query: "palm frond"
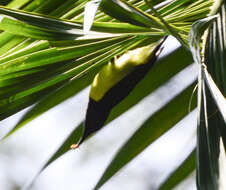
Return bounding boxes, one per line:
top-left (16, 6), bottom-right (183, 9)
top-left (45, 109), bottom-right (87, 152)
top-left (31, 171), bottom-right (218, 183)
top-left (158, 149), bottom-right (196, 190)
top-left (0, 1), bottom-right (222, 190)
top-left (189, 2), bottom-right (226, 189)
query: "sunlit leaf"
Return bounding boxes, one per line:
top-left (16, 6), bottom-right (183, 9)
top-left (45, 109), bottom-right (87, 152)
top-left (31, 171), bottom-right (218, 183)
top-left (20, 47), bottom-right (193, 189)
top-left (0, 1), bottom-right (221, 190)
top-left (99, 0), bottom-right (162, 28)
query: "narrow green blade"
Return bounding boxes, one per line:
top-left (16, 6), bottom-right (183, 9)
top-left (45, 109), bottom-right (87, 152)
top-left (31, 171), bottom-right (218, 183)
top-left (159, 149), bottom-right (196, 190)
top-left (196, 70), bottom-right (220, 190)
top-left (204, 2), bottom-right (226, 149)
top-left (99, 0), bottom-right (162, 28)
top-left (203, 68), bottom-right (226, 123)
top-left (20, 47), bottom-right (193, 189)
top-left (0, 15), bottom-right (82, 40)
top-left (94, 83), bottom-right (197, 190)
top-left (189, 4), bottom-right (226, 189)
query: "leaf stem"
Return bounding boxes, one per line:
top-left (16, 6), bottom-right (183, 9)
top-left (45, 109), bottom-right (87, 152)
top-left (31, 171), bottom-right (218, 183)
top-left (144, 0), bottom-right (188, 49)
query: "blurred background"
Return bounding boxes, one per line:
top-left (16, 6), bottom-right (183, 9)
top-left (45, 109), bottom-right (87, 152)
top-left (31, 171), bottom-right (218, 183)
top-left (0, 37), bottom-right (197, 190)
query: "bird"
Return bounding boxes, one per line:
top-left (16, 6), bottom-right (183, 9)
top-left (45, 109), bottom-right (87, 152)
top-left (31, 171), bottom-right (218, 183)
top-left (72, 36), bottom-right (167, 148)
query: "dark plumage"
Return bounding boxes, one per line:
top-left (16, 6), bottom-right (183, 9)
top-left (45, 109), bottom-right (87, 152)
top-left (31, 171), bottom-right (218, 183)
top-left (77, 37), bottom-right (167, 146)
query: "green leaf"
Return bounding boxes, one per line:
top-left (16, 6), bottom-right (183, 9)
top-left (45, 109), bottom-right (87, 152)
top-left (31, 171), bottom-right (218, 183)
top-left (196, 76), bottom-right (226, 189)
top-left (0, 6), bottom-right (157, 40)
top-left (6, 0), bottom-right (32, 9)
top-left (9, 44), bottom-right (190, 132)
top-left (189, 4), bottom-right (226, 189)
top-left (1, 35), bottom-right (151, 126)
top-left (49, 0), bottom-right (86, 18)
top-left (144, 0), bottom-right (188, 49)
top-left (203, 67), bottom-right (226, 123)
top-left (0, 15), bottom-right (82, 40)
top-left (204, 2), bottom-right (226, 149)
top-left (31, 0), bottom-right (68, 15)
top-left (163, 0), bottom-right (213, 23)
top-left (0, 82), bottom-right (64, 121)
top-left (99, 0), bottom-right (162, 28)
top-left (159, 149), bottom-right (196, 190)
top-left (0, 40), bottom-right (50, 64)
top-left (90, 21), bottom-right (159, 33)
top-left (0, 35), bottom-right (26, 56)
top-left (196, 71), bottom-right (220, 190)
top-left (19, 47), bottom-right (193, 189)
top-left (5, 68), bottom-right (99, 136)
top-left (0, 6), bottom-right (165, 40)
top-left (189, 15), bottom-right (217, 65)
top-left (0, 6), bottom-right (104, 40)
top-left (0, 0), bottom-right (79, 56)
top-left (1, 35), bottom-right (162, 121)
top-left (0, 36), bottom-right (131, 75)
top-left (94, 83), bottom-right (197, 190)
top-left (158, 0), bottom-right (192, 17)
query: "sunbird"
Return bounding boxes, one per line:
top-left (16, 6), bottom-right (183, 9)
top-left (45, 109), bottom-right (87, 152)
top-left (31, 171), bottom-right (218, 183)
top-left (73, 37), bottom-right (167, 148)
